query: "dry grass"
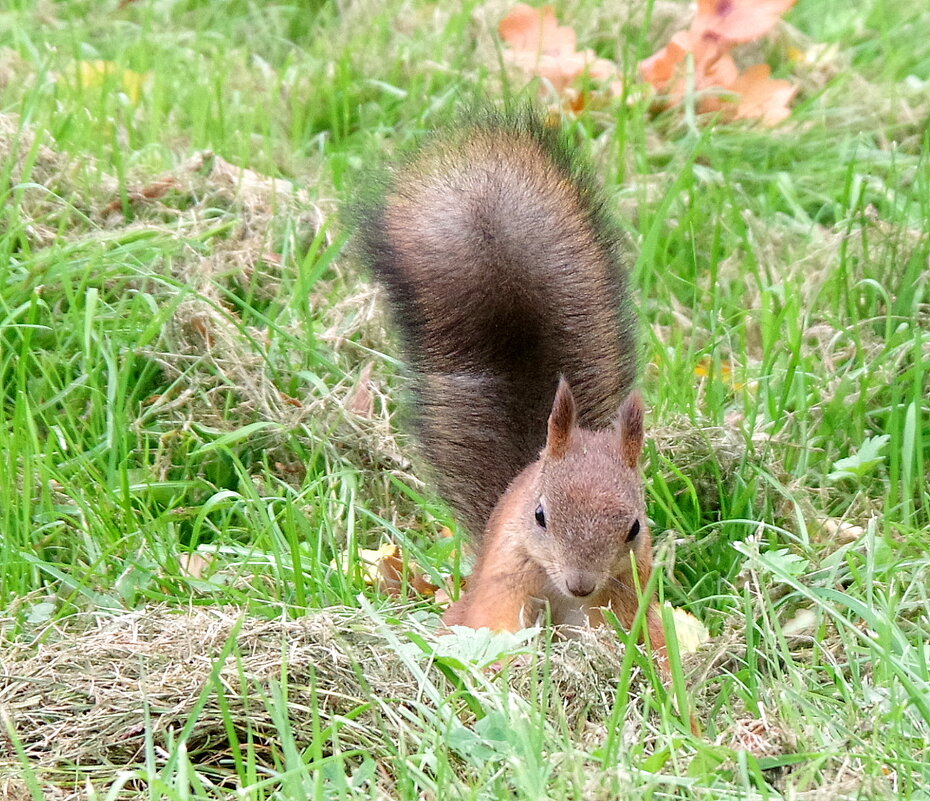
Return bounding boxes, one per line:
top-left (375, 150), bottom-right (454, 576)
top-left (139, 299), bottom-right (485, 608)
top-left (2, 0), bottom-right (929, 797)
top-left (0, 606), bottom-right (667, 798)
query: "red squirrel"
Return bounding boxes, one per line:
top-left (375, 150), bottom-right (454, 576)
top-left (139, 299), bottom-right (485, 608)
top-left (355, 111), bottom-right (665, 660)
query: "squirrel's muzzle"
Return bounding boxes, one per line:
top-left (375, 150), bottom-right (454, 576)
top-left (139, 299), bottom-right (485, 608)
top-left (563, 570), bottom-right (597, 598)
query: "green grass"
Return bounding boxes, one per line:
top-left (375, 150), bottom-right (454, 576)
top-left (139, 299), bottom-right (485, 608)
top-left (1, 0), bottom-right (929, 798)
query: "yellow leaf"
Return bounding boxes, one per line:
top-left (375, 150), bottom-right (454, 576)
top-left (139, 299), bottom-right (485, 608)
top-left (670, 606), bottom-right (710, 654)
top-left (73, 60), bottom-right (149, 104)
top-left (694, 356), bottom-right (745, 389)
top-left (330, 542), bottom-right (440, 598)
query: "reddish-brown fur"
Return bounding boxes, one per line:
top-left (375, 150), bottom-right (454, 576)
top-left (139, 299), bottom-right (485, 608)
top-left (443, 382), bottom-right (666, 665)
top-left (355, 112), bottom-right (663, 665)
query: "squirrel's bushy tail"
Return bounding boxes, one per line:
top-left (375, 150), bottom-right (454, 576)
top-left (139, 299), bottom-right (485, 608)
top-left (355, 111), bottom-right (637, 539)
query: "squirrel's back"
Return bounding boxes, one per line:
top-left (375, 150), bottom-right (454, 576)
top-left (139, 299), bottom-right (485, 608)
top-left (356, 113), bottom-right (637, 538)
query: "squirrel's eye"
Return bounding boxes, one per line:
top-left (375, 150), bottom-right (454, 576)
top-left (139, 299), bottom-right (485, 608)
top-left (534, 504), bottom-right (547, 528)
top-left (626, 519), bottom-right (640, 542)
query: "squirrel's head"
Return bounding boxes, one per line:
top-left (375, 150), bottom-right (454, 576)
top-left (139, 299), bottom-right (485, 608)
top-left (525, 378), bottom-right (650, 601)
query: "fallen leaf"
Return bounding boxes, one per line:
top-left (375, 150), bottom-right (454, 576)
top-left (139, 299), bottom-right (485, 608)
top-left (104, 177), bottom-right (180, 214)
top-left (278, 391), bottom-right (304, 408)
top-left (186, 314), bottom-right (215, 346)
top-left (819, 517), bottom-right (866, 543)
top-left (694, 357), bottom-right (745, 389)
top-left (183, 151), bottom-right (303, 204)
top-left (499, 3), bottom-right (621, 101)
top-left (639, 30), bottom-right (693, 95)
top-left (700, 47), bottom-right (739, 91)
top-left (71, 60), bottom-right (149, 103)
top-left (694, 0), bottom-right (797, 44)
top-left (670, 606), bottom-right (711, 654)
top-left (729, 63), bottom-right (798, 125)
top-left (330, 542), bottom-right (439, 598)
top-left (640, 30), bottom-right (738, 111)
top-left (639, 0), bottom-right (799, 125)
top-left (178, 552), bottom-right (213, 580)
top-left (727, 713), bottom-right (792, 759)
top-left (782, 607), bottom-right (817, 636)
top-left (499, 3), bottom-right (575, 57)
top-left (345, 362), bottom-right (375, 418)
top-left (409, 570), bottom-right (441, 597)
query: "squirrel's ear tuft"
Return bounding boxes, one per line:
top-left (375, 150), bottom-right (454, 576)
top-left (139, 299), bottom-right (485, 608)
top-left (546, 377), bottom-right (576, 460)
top-left (616, 390), bottom-right (645, 469)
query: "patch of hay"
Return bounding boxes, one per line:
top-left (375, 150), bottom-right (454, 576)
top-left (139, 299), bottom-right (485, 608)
top-left (0, 111), bottom-right (117, 247)
top-left (0, 605), bottom-right (656, 795)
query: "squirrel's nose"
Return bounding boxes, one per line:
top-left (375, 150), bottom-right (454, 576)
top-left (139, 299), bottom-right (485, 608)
top-left (564, 571), bottom-right (596, 598)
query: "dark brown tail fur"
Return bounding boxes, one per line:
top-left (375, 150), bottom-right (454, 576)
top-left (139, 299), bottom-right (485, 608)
top-left (354, 111), bottom-right (637, 539)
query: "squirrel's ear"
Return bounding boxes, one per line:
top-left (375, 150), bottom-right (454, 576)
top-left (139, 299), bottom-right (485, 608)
top-left (616, 390), bottom-right (644, 469)
top-left (546, 378), bottom-right (576, 460)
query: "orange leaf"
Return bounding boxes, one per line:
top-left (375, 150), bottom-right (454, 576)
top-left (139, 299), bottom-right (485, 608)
top-left (375, 547), bottom-right (406, 597)
top-left (499, 3), bottom-right (621, 101)
top-left (639, 30), bottom-right (692, 93)
top-left (699, 47), bottom-right (739, 90)
top-left (640, 30), bottom-right (736, 96)
top-left (694, 0), bottom-right (797, 44)
top-left (499, 4), bottom-right (575, 57)
top-left (639, 0), bottom-right (798, 124)
top-left (730, 63), bottom-right (798, 125)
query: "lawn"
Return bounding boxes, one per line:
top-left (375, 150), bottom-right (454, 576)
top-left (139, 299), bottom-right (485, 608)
top-left (0, 0), bottom-right (928, 798)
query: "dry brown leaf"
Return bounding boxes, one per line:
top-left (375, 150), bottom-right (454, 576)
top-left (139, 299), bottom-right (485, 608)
top-left (726, 713), bottom-right (793, 759)
top-left (408, 570), bottom-right (441, 598)
top-left (104, 177), bottom-right (180, 214)
top-left (373, 546), bottom-right (405, 596)
top-left (345, 361), bottom-right (375, 418)
top-left (279, 391), bottom-right (304, 408)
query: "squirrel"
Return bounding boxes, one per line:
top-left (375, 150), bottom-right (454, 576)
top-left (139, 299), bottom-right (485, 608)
top-left (354, 110), bottom-right (665, 662)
